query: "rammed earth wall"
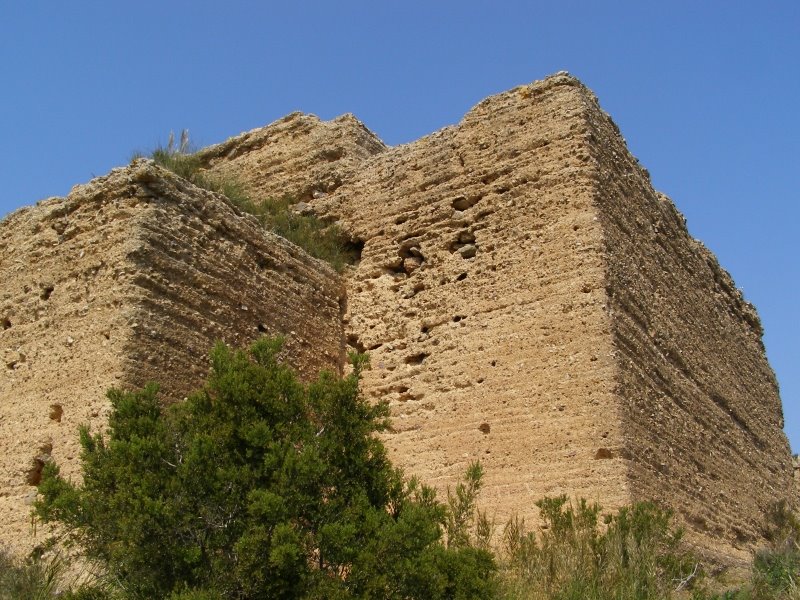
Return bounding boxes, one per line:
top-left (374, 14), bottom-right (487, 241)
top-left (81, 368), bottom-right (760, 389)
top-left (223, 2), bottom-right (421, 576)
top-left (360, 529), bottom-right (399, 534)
top-left (0, 73), bottom-right (794, 565)
top-left (205, 73), bottom-right (795, 563)
top-left (0, 162), bottom-right (343, 554)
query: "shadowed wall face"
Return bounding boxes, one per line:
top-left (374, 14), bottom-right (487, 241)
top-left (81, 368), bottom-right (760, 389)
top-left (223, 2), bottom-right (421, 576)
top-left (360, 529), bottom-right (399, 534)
top-left (0, 162), bottom-right (344, 555)
top-left (584, 97), bottom-right (794, 561)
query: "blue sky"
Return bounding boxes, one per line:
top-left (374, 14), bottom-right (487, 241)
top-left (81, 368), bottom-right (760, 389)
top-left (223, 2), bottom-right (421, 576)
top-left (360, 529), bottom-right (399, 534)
top-left (1, 2), bottom-right (798, 452)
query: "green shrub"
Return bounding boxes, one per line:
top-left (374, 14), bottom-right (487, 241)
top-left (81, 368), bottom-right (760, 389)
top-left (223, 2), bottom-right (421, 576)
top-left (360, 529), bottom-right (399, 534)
top-left (36, 338), bottom-right (497, 599)
top-left (142, 132), bottom-right (357, 272)
top-left (749, 500), bottom-right (800, 599)
top-left (499, 496), bottom-right (700, 600)
top-left (0, 549), bottom-right (61, 599)
top-left (0, 549), bottom-right (108, 600)
top-left (751, 548), bottom-right (800, 598)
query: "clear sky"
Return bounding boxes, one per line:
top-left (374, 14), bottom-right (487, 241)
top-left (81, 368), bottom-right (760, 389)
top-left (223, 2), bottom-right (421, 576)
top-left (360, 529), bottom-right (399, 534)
top-left (1, 2), bottom-right (798, 452)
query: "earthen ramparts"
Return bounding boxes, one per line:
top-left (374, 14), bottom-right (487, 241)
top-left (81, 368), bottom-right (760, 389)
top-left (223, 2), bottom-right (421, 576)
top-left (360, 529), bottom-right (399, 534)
top-left (0, 162), bottom-right (343, 554)
top-left (0, 73), bottom-right (794, 564)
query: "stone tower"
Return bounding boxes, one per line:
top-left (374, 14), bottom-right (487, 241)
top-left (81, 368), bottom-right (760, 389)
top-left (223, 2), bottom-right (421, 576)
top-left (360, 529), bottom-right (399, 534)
top-left (202, 73), bottom-right (795, 562)
top-left (0, 73), bottom-right (794, 564)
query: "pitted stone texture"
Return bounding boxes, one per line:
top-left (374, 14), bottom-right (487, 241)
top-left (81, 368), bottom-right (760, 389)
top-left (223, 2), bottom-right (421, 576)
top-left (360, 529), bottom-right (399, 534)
top-left (209, 73), bottom-right (795, 563)
top-left (0, 161), bottom-right (344, 554)
top-left (582, 97), bottom-right (794, 562)
top-left (199, 112), bottom-right (386, 203)
top-left (1, 73), bottom-right (794, 567)
top-left (315, 74), bottom-right (630, 530)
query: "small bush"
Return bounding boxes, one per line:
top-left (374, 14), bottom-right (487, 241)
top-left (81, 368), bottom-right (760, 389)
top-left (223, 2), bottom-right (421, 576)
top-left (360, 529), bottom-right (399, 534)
top-left (143, 131), bottom-right (357, 272)
top-left (499, 497), bottom-right (700, 600)
top-left (0, 549), bottom-right (107, 600)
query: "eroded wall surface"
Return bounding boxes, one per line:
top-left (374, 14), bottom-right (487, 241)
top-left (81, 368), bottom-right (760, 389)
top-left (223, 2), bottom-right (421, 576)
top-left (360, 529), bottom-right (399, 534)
top-left (312, 75), bottom-right (634, 522)
top-left (121, 162), bottom-right (345, 401)
top-left (209, 73), bottom-right (795, 561)
top-left (0, 179), bottom-right (142, 553)
top-left (199, 112), bottom-right (387, 202)
top-left (581, 88), bottom-right (794, 561)
top-left (0, 161), bottom-right (344, 554)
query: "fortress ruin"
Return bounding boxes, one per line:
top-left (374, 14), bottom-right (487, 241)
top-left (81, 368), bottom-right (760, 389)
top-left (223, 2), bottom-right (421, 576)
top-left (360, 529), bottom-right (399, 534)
top-left (0, 73), bottom-right (794, 565)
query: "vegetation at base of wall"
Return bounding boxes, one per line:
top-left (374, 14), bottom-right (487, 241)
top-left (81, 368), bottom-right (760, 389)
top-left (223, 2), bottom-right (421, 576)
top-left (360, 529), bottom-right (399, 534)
top-left (23, 327), bottom-right (800, 598)
top-left (693, 501), bottom-right (800, 599)
top-left (0, 549), bottom-right (61, 599)
top-left (135, 131), bottom-right (358, 272)
top-left (35, 338), bottom-right (497, 599)
top-left (0, 548), bottom-right (108, 599)
top-left (497, 496), bottom-right (701, 600)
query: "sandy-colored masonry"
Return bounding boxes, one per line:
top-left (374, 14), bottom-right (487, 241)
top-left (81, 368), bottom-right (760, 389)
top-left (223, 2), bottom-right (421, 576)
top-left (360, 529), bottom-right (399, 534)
top-left (203, 73), bottom-right (795, 563)
top-left (0, 161), bottom-right (343, 554)
top-left (0, 73), bottom-right (794, 565)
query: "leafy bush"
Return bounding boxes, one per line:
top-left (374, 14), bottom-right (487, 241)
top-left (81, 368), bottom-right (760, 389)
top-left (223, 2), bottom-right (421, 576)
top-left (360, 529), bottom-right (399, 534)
top-left (144, 132), bottom-right (357, 272)
top-left (232, 194), bottom-right (360, 272)
top-left (499, 496), bottom-right (700, 600)
top-left (0, 549), bottom-right (61, 599)
top-left (36, 338), bottom-right (497, 599)
top-left (0, 549), bottom-right (108, 600)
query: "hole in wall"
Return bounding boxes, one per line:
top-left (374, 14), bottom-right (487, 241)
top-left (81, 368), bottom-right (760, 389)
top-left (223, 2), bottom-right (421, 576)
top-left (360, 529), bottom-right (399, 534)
top-left (26, 459), bottom-right (46, 486)
top-left (2, 317), bottom-right (10, 330)
top-left (404, 352), bottom-right (428, 365)
top-left (342, 238), bottom-right (365, 265)
top-left (40, 286), bottom-right (54, 301)
top-left (26, 441), bottom-right (53, 486)
top-left (451, 195), bottom-right (481, 211)
top-left (257, 323), bottom-right (269, 333)
top-left (452, 315), bottom-right (466, 323)
top-left (255, 254), bottom-right (275, 270)
top-left (318, 147), bottom-right (345, 162)
top-left (455, 272), bottom-right (468, 282)
top-left (347, 333), bottom-right (366, 354)
top-left (387, 243), bottom-right (424, 276)
top-left (689, 515), bottom-right (709, 532)
top-left (49, 404), bottom-right (63, 422)
top-left (478, 423), bottom-right (491, 434)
